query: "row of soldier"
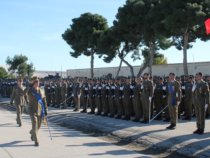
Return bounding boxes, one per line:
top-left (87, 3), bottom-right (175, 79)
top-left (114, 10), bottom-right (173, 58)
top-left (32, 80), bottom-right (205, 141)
top-left (1, 72), bottom-right (209, 134)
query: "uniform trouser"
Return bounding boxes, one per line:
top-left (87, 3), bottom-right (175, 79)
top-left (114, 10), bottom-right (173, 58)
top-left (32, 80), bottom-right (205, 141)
top-left (154, 100), bottom-right (164, 119)
top-left (184, 100), bottom-right (192, 118)
top-left (29, 114), bottom-right (42, 144)
top-left (123, 96), bottom-right (131, 117)
top-left (102, 96), bottom-right (109, 113)
top-left (81, 96), bottom-right (87, 110)
top-left (168, 104), bottom-right (178, 125)
top-left (109, 96), bottom-right (116, 115)
top-left (164, 97), bottom-right (170, 119)
top-left (115, 97), bottom-right (124, 115)
top-left (47, 94), bottom-right (51, 105)
top-left (133, 98), bottom-right (142, 119)
top-left (195, 98), bottom-right (205, 129)
top-left (207, 104), bottom-right (210, 115)
top-left (141, 93), bottom-right (150, 119)
top-left (61, 94), bottom-right (66, 108)
top-left (56, 95), bottom-right (61, 106)
top-left (16, 105), bottom-right (24, 124)
top-left (96, 97), bottom-right (102, 113)
top-left (51, 94), bottom-right (56, 105)
top-left (89, 97), bottom-right (95, 112)
top-left (74, 97), bottom-right (80, 109)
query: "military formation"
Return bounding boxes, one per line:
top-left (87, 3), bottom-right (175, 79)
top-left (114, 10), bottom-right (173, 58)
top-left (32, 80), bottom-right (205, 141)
top-left (0, 72), bottom-right (210, 144)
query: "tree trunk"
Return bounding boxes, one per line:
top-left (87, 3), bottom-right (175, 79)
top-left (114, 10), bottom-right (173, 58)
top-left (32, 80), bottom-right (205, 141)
top-left (90, 48), bottom-right (94, 78)
top-left (119, 55), bottom-right (134, 77)
top-left (137, 58), bottom-right (150, 77)
top-left (183, 29), bottom-right (189, 75)
top-left (115, 59), bottom-right (123, 79)
top-left (148, 42), bottom-right (155, 76)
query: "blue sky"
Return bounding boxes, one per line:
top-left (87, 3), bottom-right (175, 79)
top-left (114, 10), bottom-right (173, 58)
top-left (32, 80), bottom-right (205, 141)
top-left (0, 0), bottom-right (209, 72)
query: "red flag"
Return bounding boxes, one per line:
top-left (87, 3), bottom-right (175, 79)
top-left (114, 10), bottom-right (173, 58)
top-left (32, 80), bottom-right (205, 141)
top-left (205, 19), bottom-right (210, 35)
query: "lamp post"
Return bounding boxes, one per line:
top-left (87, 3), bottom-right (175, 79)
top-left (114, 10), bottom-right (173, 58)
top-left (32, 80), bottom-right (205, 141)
top-left (176, 67), bottom-right (179, 76)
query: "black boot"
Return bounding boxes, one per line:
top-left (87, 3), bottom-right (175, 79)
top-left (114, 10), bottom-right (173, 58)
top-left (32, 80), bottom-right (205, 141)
top-left (206, 114), bottom-right (209, 119)
top-left (198, 129), bottom-right (204, 135)
top-left (101, 113), bottom-right (108, 117)
top-left (88, 111), bottom-right (95, 114)
top-left (166, 124), bottom-right (173, 129)
top-left (95, 112), bottom-right (101, 115)
top-left (125, 116), bottom-right (130, 121)
top-left (122, 116), bottom-right (128, 120)
top-left (115, 115), bottom-right (121, 119)
top-left (193, 128), bottom-right (200, 134)
top-left (73, 108), bottom-right (79, 112)
top-left (144, 118), bottom-right (149, 124)
top-left (109, 114), bottom-right (114, 118)
top-left (80, 110), bottom-right (87, 113)
top-left (163, 118), bottom-right (170, 122)
top-left (140, 118), bottom-right (146, 123)
top-left (132, 118), bottom-right (139, 122)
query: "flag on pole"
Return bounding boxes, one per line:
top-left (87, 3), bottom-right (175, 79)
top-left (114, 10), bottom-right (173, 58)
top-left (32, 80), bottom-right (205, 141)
top-left (205, 19), bottom-right (210, 35)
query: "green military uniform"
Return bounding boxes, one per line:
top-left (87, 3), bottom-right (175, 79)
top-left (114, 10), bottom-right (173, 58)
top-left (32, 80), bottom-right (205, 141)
top-left (108, 82), bottom-right (117, 117)
top-left (114, 83), bottom-right (124, 119)
top-left (50, 83), bottom-right (56, 107)
top-left (96, 83), bottom-right (102, 115)
top-left (132, 82), bottom-right (142, 121)
top-left (167, 80), bottom-right (181, 129)
top-left (44, 83), bottom-right (51, 106)
top-left (101, 82), bottom-right (109, 116)
top-left (193, 79), bottom-right (209, 134)
top-left (141, 79), bottom-right (153, 123)
top-left (23, 76), bottom-right (48, 146)
top-left (80, 81), bottom-right (89, 112)
top-left (122, 82), bottom-right (132, 120)
top-left (88, 81), bottom-right (96, 114)
top-left (55, 82), bottom-right (62, 108)
top-left (183, 81), bottom-right (193, 120)
top-left (73, 80), bottom-right (80, 111)
top-left (154, 83), bottom-right (164, 120)
top-left (61, 81), bottom-right (67, 109)
top-left (10, 80), bottom-right (28, 126)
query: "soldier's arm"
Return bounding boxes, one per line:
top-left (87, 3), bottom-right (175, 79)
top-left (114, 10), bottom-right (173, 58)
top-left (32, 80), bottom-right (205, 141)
top-left (176, 82), bottom-right (181, 102)
top-left (149, 82), bottom-right (153, 97)
top-left (22, 87), bottom-right (30, 95)
top-left (42, 90), bottom-right (48, 113)
top-left (204, 83), bottom-right (209, 105)
top-left (10, 87), bottom-right (16, 104)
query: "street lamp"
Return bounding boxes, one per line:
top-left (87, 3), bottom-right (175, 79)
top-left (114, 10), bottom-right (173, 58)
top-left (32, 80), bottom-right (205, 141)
top-left (176, 67), bottom-right (179, 76)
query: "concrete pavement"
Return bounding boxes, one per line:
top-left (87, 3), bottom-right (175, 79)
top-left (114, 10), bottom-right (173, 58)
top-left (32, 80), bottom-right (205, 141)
top-left (0, 98), bottom-right (151, 158)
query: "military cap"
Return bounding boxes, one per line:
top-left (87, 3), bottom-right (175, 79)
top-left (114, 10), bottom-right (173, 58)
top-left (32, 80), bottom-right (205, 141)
top-left (31, 76), bottom-right (39, 82)
top-left (188, 76), bottom-right (193, 79)
top-left (159, 77), bottom-right (163, 80)
top-left (185, 75), bottom-right (188, 78)
top-left (109, 78), bottom-right (113, 80)
top-left (166, 76), bottom-right (169, 78)
top-left (127, 77), bottom-right (131, 79)
top-left (169, 72), bottom-right (175, 76)
top-left (17, 76), bottom-right (23, 81)
top-left (196, 72), bottom-right (203, 76)
top-left (144, 73), bottom-right (149, 75)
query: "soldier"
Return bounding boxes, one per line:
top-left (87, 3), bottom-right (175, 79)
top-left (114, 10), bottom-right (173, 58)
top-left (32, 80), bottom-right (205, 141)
top-left (10, 77), bottom-right (28, 126)
top-left (50, 81), bottom-right (57, 107)
top-left (22, 76), bottom-right (48, 146)
top-left (114, 78), bottom-right (124, 119)
top-left (101, 79), bottom-right (110, 116)
top-left (55, 80), bottom-right (62, 108)
top-left (108, 78), bottom-right (117, 118)
top-left (67, 79), bottom-right (73, 107)
top-left (154, 77), bottom-right (164, 120)
top-left (60, 79), bottom-right (67, 109)
top-left (88, 79), bottom-right (96, 114)
top-left (95, 79), bottom-right (103, 115)
top-left (206, 76), bottom-right (210, 118)
top-left (182, 76), bottom-right (193, 120)
top-left (45, 81), bottom-right (51, 106)
top-left (192, 72), bottom-right (209, 135)
top-left (140, 73), bottom-right (153, 124)
top-left (80, 77), bottom-right (89, 113)
top-left (72, 77), bottom-right (81, 111)
top-left (122, 77), bottom-right (132, 121)
top-left (163, 76), bottom-right (170, 122)
top-left (132, 76), bottom-right (143, 122)
top-left (166, 72), bottom-right (181, 130)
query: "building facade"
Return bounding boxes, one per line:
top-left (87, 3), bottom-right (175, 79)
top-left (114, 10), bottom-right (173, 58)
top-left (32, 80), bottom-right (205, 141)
top-left (66, 61), bottom-right (210, 78)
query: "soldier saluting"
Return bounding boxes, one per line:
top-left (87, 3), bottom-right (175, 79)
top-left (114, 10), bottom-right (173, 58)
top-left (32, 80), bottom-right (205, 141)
top-left (23, 76), bottom-right (48, 146)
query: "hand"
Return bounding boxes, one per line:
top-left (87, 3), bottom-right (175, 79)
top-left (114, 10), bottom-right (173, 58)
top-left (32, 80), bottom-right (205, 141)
top-left (122, 95), bottom-right (124, 98)
top-left (163, 95), bottom-right (166, 98)
top-left (205, 104), bottom-right (208, 111)
top-left (177, 101), bottom-right (180, 105)
top-left (72, 94), bottom-right (74, 97)
top-left (65, 94), bottom-right (67, 97)
top-left (132, 95), bottom-right (134, 98)
top-left (162, 86), bottom-right (166, 90)
top-left (26, 101), bottom-right (29, 105)
top-left (141, 85), bottom-right (144, 89)
top-left (149, 97), bottom-right (151, 102)
top-left (45, 111), bottom-right (48, 116)
top-left (182, 86), bottom-right (185, 90)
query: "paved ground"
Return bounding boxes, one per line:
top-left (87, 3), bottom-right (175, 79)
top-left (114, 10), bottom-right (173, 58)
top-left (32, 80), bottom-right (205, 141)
top-left (0, 98), bottom-right (151, 158)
